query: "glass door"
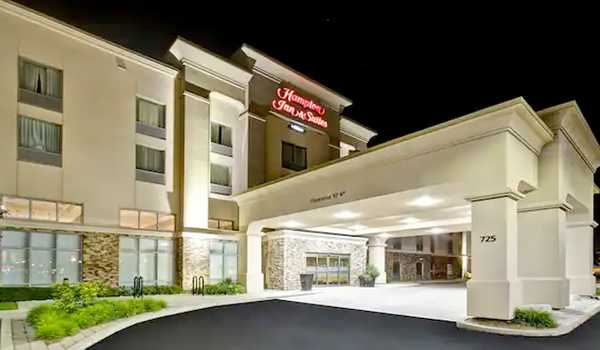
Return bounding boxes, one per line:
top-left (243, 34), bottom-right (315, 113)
top-left (306, 254), bottom-right (350, 287)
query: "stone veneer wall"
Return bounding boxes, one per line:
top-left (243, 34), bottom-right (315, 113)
top-left (385, 251), bottom-right (432, 282)
top-left (264, 231), bottom-right (367, 290)
top-left (82, 233), bottom-right (119, 288)
top-left (176, 236), bottom-right (209, 290)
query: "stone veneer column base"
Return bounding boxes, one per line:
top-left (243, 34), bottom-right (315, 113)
top-left (82, 232), bottom-right (119, 288)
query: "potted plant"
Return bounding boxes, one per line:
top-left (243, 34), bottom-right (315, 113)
top-left (359, 264), bottom-right (380, 287)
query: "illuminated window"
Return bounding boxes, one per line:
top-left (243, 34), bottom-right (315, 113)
top-left (120, 210), bottom-right (139, 229)
top-left (2, 197), bottom-right (30, 219)
top-left (58, 203), bottom-right (83, 224)
top-left (18, 58), bottom-right (63, 112)
top-left (120, 209), bottom-right (175, 232)
top-left (208, 218), bottom-right (236, 231)
top-left (118, 237), bottom-right (174, 286)
top-left (282, 141), bottom-right (306, 171)
top-left (137, 98), bottom-right (165, 129)
top-left (31, 200), bottom-right (57, 221)
top-left (158, 214), bottom-right (175, 231)
top-left (1, 196), bottom-right (82, 224)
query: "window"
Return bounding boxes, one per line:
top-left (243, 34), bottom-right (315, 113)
top-left (282, 142), bottom-right (307, 171)
top-left (416, 236), bottom-right (423, 252)
top-left (393, 238), bottom-right (402, 250)
top-left (18, 58), bottom-right (62, 112)
top-left (0, 230), bottom-right (81, 286)
top-left (136, 145), bottom-right (165, 184)
top-left (431, 236), bottom-right (435, 253)
top-left (119, 210), bottom-right (175, 232)
top-left (305, 254), bottom-right (350, 286)
top-left (1, 196), bottom-right (82, 224)
top-left (210, 163), bottom-right (231, 195)
top-left (211, 123), bottom-right (232, 147)
top-left (18, 116), bottom-right (62, 167)
top-left (209, 240), bottom-right (238, 283)
top-left (208, 218), bottom-right (235, 231)
top-left (447, 239), bottom-right (453, 255)
top-left (119, 237), bottom-right (174, 286)
top-left (136, 98), bottom-right (166, 139)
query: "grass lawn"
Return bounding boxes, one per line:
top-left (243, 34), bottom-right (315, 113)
top-left (0, 301), bottom-right (18, 310)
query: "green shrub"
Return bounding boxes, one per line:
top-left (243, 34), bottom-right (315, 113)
top-left (53, 282), bottom-right (101, 312)
top-left (0, 287), bottom-right (53, 302)
top-left (99, 285), bottom-right (183, 297)
top-left (514, 308), bottom-right (557, 328)
top-left (204, 279), bottom-right (245, 295)
top-left (365, 264), bottom-right (380, 280)
top-left (596, 288), bottom-right (599, 296)
top-left (0, 301), bottom-right (18, 310)
top-left (28, 298), bottom-right (167, 341)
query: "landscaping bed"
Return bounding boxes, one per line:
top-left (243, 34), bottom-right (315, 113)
top-left (0, 301), bottom-right (18, 310)
top-left (469, 308), bottom-right (557, 330)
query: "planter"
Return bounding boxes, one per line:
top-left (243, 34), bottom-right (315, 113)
top-left (359, 275), bottom-right (375, 287)
top-left (300, 274), bottom-right (314, 291)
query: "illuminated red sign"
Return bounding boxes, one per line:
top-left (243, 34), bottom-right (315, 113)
top-left (271, 87), bottom-right (328, 128)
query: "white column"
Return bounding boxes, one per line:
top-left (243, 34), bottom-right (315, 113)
top-left (368, 236), bottom-right (387, 284)
top-left (518, 205), bottom-right (570, 308)
top-left (467, 195), bottom-right (521, 320)
top-left (566, 221), bottom-right (597, 296)
top-left (241, 223), bottom-right (264, 294)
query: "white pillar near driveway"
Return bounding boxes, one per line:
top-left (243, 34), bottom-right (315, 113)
top-left (566, 220), bottom-right (597, 296)
top-left (241, 223), bottom-right (265, 294)
top-left (518, 205), bottom-right (570, 309)
top-left (467, 194), bottom-right (522, 320)
top-left (368, 236), bottom-right (387, 284)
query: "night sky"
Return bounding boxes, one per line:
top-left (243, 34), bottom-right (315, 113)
top-left (11, 1), bottom-right (600, 258)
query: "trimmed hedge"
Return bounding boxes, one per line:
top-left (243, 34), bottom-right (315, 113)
top-left (204, 279), bottom-right (245, 295)
top-left (0, 287), bottom-right (54, 302)
top-left (100, 285), bottom-right (184, 297)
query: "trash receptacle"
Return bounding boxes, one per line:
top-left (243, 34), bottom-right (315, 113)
top-left (300, 273), bottom-right (314, 291)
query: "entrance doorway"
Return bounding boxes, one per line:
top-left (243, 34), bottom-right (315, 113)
top-left (416, 262), bottom-right (423, 280)
top-left (306, 254), bottom-right (350, 286)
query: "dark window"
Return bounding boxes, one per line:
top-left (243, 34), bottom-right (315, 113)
top-left (431, 236), bottom-right (435, 253)
top-left (136, 145), bottom-right (165, 174)
top-left (447, 239), bottom-right (453, 255)
top-left (282, 141), bottom-right (307, 171)
top-left (416, 236), bottom-right (423, 252)
top-left (211, 123), bottom-right (232, 147)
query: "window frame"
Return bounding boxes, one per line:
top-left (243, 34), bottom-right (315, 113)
top-left (17, 115), bottom-right (63, 167)
top-left (118, 236), bottom-right (175, 286)
top-left (208, 239), bottom-right (239, 284)
top-left (1, 195), bottom-right (83, 225)
top-left (209, 163), bottom-right (232, 195)
top-left (119, 209), bottom-right (175, 232)
top-left (282, 141), bottom-right (307, 171)
top-left (208, 218), bottom-right (236, 231)
top-left (416, 236), bottom-right (424, 252)
top-left (135, 145), bottom-right (166, 185)
top-left (136, 97), bottom-right (167, 140)
top-left (0, 230), bottom-right (82, 287)
top-left (18, 57), bottom-right (63, 112)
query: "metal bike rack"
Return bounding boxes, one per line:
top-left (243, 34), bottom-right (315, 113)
top-left (191, 275), bottom-right (204, 296)
top-left (133, 276), bottom-right (144, 298)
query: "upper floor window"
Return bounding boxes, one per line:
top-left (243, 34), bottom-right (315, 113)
top-left (18, 58), bottom-right (62, 112)
top-left (210, 163), bottom-right (231, 195)
top-left (1, 195), bottom-right (83, 224)
top-left (416, 236), bottom-right (423, 252)
top-left (18, 116), bottom-right (62, 167)
top-left (282, 141), bottom-right (307, 171)
top-left (211, 123), bottom-right (232, 147)
top-left (119, 209), bottom-right (175, 232)
top-left (447, 239), bottom-right (453, 255)
top-left (136, 145), bottom-right (165, 185)
top-left (136, 98), bottom-right (166, 139)
top-left (431, 236), bottom-right (435, 253)
top-left (208, 218), bottom-right (235, 231)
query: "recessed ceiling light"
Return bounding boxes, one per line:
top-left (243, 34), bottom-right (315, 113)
top-left (348, 224), bottom-right (368, 231)
top-left (400, 217), bottom-right (420, 224)
top-left (379, 233), bottom-right (391, 238)
top-left (408, 196), bottom-right (442, 207)
top-left (333, 211), bottom-right (361, 219)
top-left (429, 227), bottom-right (445, 234)
top-left (282, 220), bottom-right (303, 228)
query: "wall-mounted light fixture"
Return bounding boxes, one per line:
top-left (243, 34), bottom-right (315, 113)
top-left (289, 123), bottom-right (305, 133)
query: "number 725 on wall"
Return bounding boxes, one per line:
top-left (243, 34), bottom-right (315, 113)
top-left (480, 234), bottom-right (496, 243)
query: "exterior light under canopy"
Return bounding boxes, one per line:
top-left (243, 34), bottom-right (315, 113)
top-left (400, 217), bottom-right (420, 224)
top-left (408, 196), bottom-right (442, 207)
top-left (289, 123), bottom-right (305, 133)
top-left (333, 210), bottom-right (361, 219)
top-left (429, 227), bottom-right (445, 234)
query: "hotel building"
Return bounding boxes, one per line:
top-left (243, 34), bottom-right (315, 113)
top-left (1, 0), bottom-right (598, 321)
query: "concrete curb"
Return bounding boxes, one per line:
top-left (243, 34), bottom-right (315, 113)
top-left (456, 301), bottom-right (600, 337)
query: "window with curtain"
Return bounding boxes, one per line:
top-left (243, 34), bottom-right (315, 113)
top-left (282, 141), bottom-right (307, 171)
top-left (18, 116), bottom-right (62, 154)
top-left (136, 145), bottom-right (165, 174)
top-left (0, 231), bottom-right (81, 286)
top-left (210, 163), bottom-right (230, 187)
top-left (137, 98), bottom-right (166, 129)
top-left (118, 237), bottom-right (174, 286)
top-left (19, 59), bottom-right (62, 98)
top-left (210, 122), bottom-right (232, 147)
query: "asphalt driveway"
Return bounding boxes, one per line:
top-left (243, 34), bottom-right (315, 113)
top-left (90, 299), bottom-right (600, 350)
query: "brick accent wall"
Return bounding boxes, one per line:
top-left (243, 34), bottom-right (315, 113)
top-left (385, 251), bottom-right (432, 282)
top-left (176, 236), bottom-right (209, 290)
top-left (82, 232), bottom-right (119, 288)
